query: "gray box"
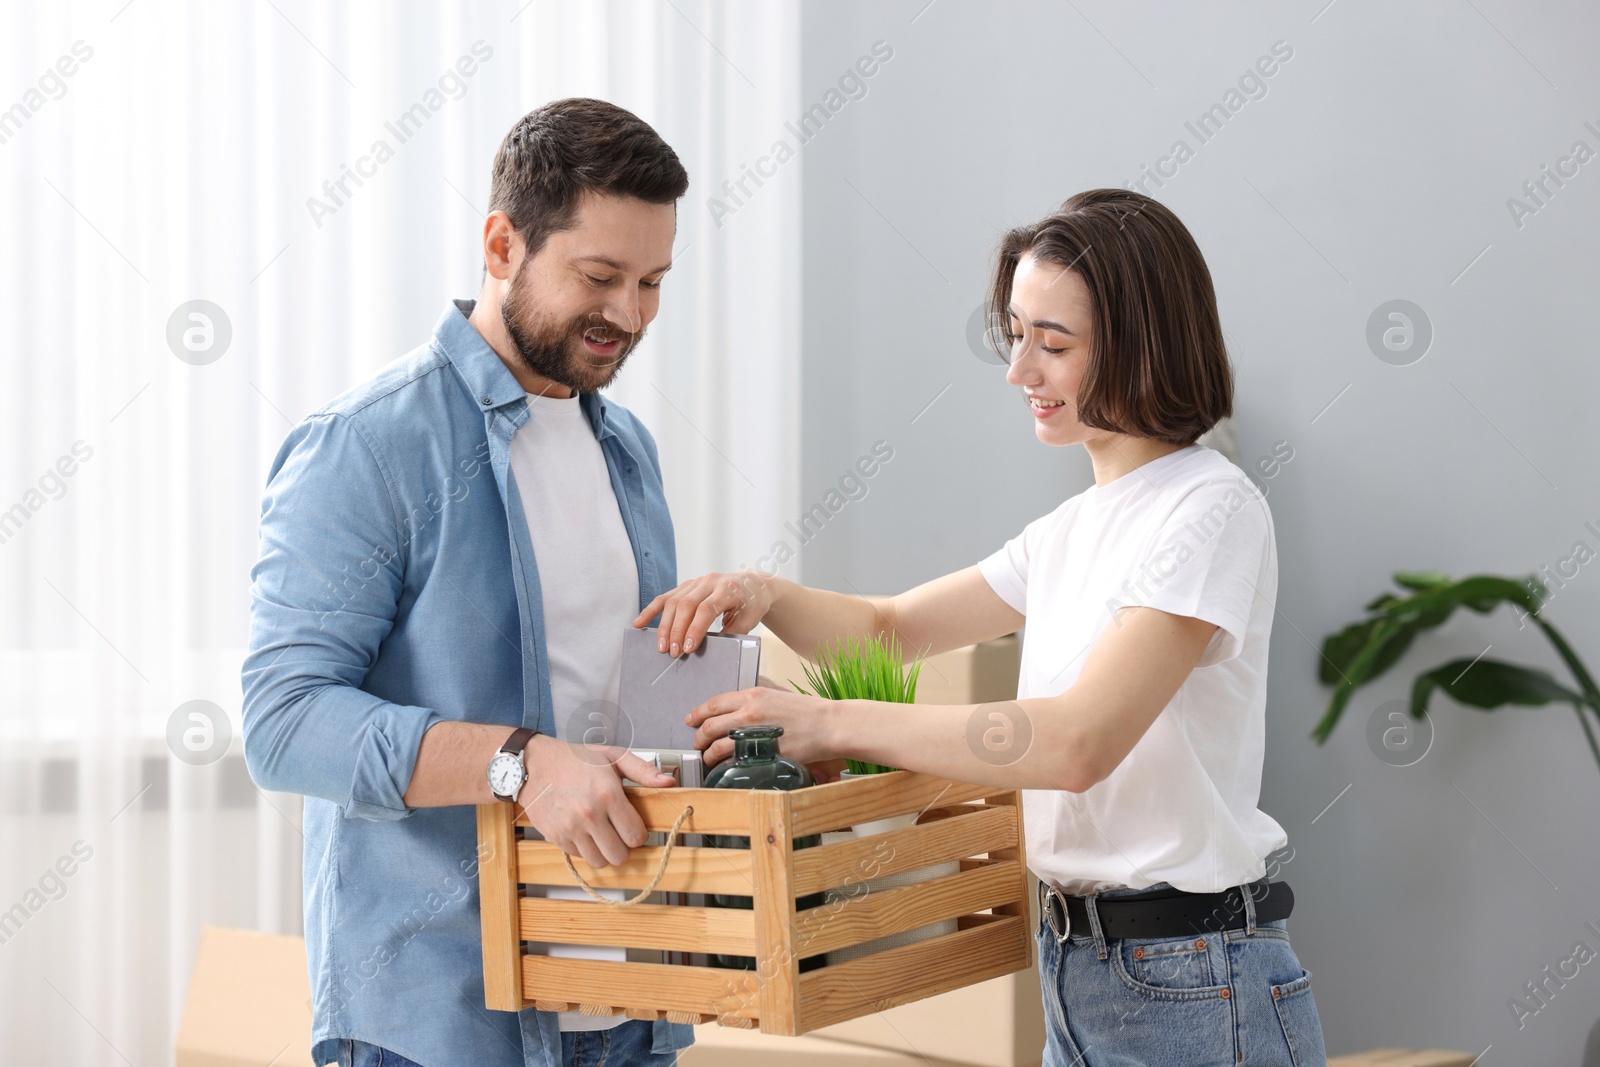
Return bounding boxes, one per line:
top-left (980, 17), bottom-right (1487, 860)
top-left (619, 627), bottom-right (761, 751)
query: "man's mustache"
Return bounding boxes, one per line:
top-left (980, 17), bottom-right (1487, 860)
top-left (575, 317), bottom-right (640, 353)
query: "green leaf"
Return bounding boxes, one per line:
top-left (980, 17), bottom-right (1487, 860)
top-left (1381, 575), bottom-right (1541, 620)
top-left (1393, 570), bottom-right (1451, 592)
top-left (1317, 614), bottom-right (1431, 690)
top-left (1364, 592), bottom-right (1404, 612)
top-left (1313, 617), bottom-right (1409, 743)
top-left (1319, 618), bottom-right (1382, 686)
top-left (1315, 573), bottom-right (1549, 743)
top-left (1411, 658), bottom-right (1585, 716)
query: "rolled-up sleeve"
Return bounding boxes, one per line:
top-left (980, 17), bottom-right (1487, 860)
top-left (241, 412), bottom-right (444, 820)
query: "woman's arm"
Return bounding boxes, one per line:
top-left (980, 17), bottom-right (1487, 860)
top-left (635, 565), bottom-right (1024, 661)
top-left (764, 566), bottom-right (1023, 660)
top-left (686, 606), bottom-right (1217, 790)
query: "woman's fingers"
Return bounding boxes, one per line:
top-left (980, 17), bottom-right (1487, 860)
top-left (685, 690), bottom-right (735, 727)
top-left (661, 576), bottom-right (729, 656)
top-left (703, 735), bottom-right (734, 768)
top-left (655, 577), bottom-right (704, 655)
top-left (690, 698), bottom-right (759, 753)
top-left (678, 594), bottom-right (732, 655)
top-left (655, 594), bottom-right (683, 654)
top-left (643, 572), bottom-right (766, 657)
top-left (633, 592), bottom-right (668, 628)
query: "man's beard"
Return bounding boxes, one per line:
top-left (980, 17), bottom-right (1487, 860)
top-left (500, 260), bottom-right (642, 393)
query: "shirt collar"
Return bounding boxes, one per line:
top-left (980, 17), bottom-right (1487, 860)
top-left (435, 298), bottom-right (615, 441)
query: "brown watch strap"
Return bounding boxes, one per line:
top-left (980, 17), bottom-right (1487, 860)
top-left (500, 727), bottom-right (535, 756)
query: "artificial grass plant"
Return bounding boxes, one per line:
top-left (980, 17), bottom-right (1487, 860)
top-left (792, 632), bottom-right (925, 775)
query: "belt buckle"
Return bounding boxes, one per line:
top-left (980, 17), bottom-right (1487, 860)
top-left (1039, 881), bottom-right (1071, 943)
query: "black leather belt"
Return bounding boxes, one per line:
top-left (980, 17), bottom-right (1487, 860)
top-left (1038, 878), bottom-right (1294, 942)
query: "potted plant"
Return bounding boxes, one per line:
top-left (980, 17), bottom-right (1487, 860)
top-left (1311, 570), bottom-right (1600, 776)
top-left (791, 633), bottom-right (960, 961)
top-left (795, 632), bottom-right (922, 810)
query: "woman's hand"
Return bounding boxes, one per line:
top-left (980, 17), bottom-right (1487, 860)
top-left (685, 686), bottom-right (840, 769)
top-left (632, 569), bottom-right (776, 657)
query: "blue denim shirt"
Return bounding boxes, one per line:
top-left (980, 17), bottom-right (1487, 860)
top-left (241, 299), bottom-right (693, 1067)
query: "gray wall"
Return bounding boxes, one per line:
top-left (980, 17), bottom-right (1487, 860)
top-left (796, 0), bottom-right (1600, 1060)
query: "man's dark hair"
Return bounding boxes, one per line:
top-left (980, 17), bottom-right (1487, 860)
top-left (486, 97), bottom-right (689, 265)
top-left (986, 189), bottom-right (1233, 445)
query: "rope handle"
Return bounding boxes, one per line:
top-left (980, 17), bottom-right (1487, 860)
top-left (559, 804), bottom-right (695, 906)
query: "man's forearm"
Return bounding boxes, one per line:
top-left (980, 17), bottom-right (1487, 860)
top-left (402, 721), bottom-right (523, 807)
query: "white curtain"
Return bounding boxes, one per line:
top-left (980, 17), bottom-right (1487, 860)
top-left (0, 2), bottom-right (799, 1063)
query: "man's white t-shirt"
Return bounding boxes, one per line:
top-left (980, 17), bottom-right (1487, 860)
top-left (508, 391), bottom-right (638, 1032)
top-left (977, 444), bottom-right (1288, 896)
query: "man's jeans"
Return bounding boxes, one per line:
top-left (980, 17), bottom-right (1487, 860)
top-left (336, 1023), bottom-right (680, 1067)
top-left (1036, 883), bottom-right (1327, 1066)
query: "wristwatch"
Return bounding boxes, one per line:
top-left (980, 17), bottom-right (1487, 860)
top-left (487, 727), bottom-right (536, 803)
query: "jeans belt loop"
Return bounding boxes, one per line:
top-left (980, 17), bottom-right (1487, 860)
top-left (1241, 880), bottom-right (1259, 936)
top-left (1083, 891), bottom-right (1109, 959)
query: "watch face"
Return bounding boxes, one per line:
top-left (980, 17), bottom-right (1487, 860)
top-left (487, 752), bottom-right (524, 798)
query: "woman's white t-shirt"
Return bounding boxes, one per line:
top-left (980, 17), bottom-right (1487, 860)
top-left (977, 444), bottom-right (1288, 896)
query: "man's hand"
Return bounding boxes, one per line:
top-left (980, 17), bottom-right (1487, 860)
top-left (517, 734), bottom-right (676, 869)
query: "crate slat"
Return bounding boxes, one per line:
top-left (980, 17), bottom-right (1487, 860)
top-left (475, 803), bottom-right (526, 1012)
top-left (514, 786), bottom-right (751, 834)
top-left (518, 897), bottom-right (757, 955)
top-left (794, 914), bottom-right (1031, 1032)
top-left (788, 770), bottom-right (1010, 837)
top-left (983, 791), bottom-right (1031, 927)
top-left (518, 839), bottom-right (755, 896)
top-left (790, 803), bottom-right (1017, 896)
top-left (521, 955), bottom-right (761, 1023)
top-left (749, 790), bottom-right (801, 1036)
top-left (622, 1007), bottom-right (664, 1021)
top-left (792, 859), bottom-right (1023, 959)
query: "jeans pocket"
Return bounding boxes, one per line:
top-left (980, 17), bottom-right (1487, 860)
top-left (1111, 936), bottom-right (1231, 1000)
top-left (1270, 969), bottom-right (1327, 1067)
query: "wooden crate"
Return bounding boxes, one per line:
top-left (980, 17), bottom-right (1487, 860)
top-left (475, 770), bottom-right (1032, 1034)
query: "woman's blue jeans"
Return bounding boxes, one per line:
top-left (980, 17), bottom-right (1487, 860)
top-left (1035, 882), bottom-right (1327, 1066)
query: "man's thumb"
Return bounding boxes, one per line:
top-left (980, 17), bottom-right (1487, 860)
top-left (616, 752), bottom-right (674, 784)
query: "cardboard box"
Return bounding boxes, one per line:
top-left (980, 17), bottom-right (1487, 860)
top-left (1328, 1052), bottom-right (1475, 1067)
top-left (807, 958), bottom-right (1045, 1067)
top-left (682, 1023), bottom-right (976, 1065)
top-left (177, 926), bottom-right (1011, 1067)
top-left (757, 629), bottom-right (1022, 709)
top-left (176, 926), bottom-right (321, 1067)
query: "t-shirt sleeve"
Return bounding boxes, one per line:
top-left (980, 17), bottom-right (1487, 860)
top-left (1109, 478), bottom-right (1272, 668)
top-left (977, 524), bottom-right (1034, 615)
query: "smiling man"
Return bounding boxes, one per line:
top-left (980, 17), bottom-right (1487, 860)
top-left (242, 98), bottom-right (693, 1067)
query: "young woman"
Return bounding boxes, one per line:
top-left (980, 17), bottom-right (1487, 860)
top-left (634, 188), bottom-right (1327, 1066)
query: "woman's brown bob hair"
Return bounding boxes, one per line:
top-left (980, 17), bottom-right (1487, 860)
top-left (987, 189), bottom-right (1232, 445)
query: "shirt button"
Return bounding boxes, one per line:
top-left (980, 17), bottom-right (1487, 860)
top-left (481, 396), bottom-right (493, 406)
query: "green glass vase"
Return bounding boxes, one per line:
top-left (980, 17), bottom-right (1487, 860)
top-left (708, 725), bottom-right (825, 971)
